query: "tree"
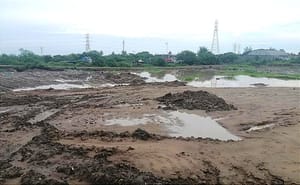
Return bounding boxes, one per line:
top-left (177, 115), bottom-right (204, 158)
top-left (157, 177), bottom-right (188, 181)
top-left (176, 50), bottom-right (197, 65)
top-left (135, 51), bottom-right (153, 63)
top-left (197, 47), bottom-right (217, 65)
top-left (18, 49), bottom-right (41, 63)
top-left (217, 52), bottom-right (238, 64)
top-left (152, 57), bottom-right (166, 66)
top-left (243, 46), bottom-right (252, 55)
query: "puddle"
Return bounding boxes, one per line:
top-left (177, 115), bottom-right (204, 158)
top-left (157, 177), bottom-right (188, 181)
top-left (166, 111), bottom-right (240, 141)
top-left (105, 112), bottom-right (240, 141)
top-left (98, 83), bottom-right (129, 87)
top-left (105, 117), bottom-right (150, 126)
top-left (13, 82), bottom-right (129, 91)
top-left (187, 75), bottom-right (299, 88)
top-left (0, 109), bottom-right (10, 114)
top-left (246, 123), bottom-right (275, 132)
top-left (137, 71), bottom-right (299, 88)
top-left (13, 83), bottom-right (92, 91)
top-left (28, 109), bottom-right (60, 124)
top-left (55, 79), bottom-right (80, 83)
top-left (135, 72), bottom-right (178, 82)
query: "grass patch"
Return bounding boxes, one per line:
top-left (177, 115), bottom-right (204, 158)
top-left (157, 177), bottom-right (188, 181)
top-left (222, 64), bottom-right (300, 80)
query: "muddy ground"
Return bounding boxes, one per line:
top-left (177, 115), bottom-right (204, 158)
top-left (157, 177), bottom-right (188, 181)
top-left (0, 70), bottom-right (300, 185)
top-left (0, 69), bottom-right (145, 92)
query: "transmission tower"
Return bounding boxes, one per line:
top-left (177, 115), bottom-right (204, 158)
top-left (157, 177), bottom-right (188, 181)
top-left (85, 33), bottom-right (90, 52)
top-left (211, 20), bottom-right (220, 54)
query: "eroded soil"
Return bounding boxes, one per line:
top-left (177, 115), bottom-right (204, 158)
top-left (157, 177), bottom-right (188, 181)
top-left (0, 71), bottom-right (299, 184)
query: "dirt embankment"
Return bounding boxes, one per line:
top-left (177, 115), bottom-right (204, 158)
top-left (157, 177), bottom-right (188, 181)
top-left (156, 90), bottom-right (236, 112)
top-left (0, 69), bottom-right (146, 91)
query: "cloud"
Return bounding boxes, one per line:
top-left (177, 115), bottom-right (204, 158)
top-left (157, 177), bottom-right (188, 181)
top-left (0, 0), bottom-right (299, 54)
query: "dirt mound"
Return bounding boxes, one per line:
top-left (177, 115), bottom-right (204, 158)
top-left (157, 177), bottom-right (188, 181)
top-left (132, 128), bottom-right (152, 140)
top-left (156, 90), bottom-right (236, 112)
top-left (104, 72), bottom-right (145, 84)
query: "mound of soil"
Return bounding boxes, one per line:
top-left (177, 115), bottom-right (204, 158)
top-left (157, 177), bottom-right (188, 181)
top-left (156, 90), bottom-right (236, 112)
top-left (132, 128), bottom-right (152, 140)
top-left (104, 72), bottom-right (145, 84)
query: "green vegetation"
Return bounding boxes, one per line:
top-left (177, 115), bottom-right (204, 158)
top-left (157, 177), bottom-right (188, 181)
top-left (222, 64), bottom-right (300, 80)
top-left (0, 48), bottom-right (299, 77)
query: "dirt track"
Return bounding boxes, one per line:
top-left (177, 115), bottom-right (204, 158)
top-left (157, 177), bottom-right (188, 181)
top-left (0, 73), bottom-right (300, 184)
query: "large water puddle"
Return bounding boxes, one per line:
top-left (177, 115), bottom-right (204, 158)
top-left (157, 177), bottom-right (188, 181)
top-left (13, 82), bottom-right (128, 91)
top-left (105, 111), bottom-right (240, 141)
top-left (187, 75), bottom-right (300, 88)
top-left (136, 71), bottom-right (299, 88)
top-left (166, 111), bottom-right (240, 140)
top-left (13, 83), bottom-right (92, 91)
top-left (135, 72), bottom-right (178, 82)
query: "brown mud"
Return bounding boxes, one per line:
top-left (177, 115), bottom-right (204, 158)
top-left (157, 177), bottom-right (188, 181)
top-left (0, 71), bottom-right (299, 184)
top-left (156, 90), bottom-right (236, 112)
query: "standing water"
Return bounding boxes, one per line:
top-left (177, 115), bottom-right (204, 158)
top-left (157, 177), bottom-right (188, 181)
top-left (165, 111), bottom-right (240, 141)
top-left (104, 111), bottom-right (240, 141)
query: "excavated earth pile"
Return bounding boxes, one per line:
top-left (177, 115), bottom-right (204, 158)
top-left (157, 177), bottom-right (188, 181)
top-left (156, 90), bottom-right (237, 112)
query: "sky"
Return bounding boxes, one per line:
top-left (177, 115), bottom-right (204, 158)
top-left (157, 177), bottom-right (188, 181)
top-left (0, 0), bottom-right (300, 55)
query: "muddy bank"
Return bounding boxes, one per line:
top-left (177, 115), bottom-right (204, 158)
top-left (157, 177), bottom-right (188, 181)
top-left (0, 69), bottom-right (145, 91)
top-left (0, 83), bottom-right (299, 184)
top-left (156, 90), bottom-right (236, 112)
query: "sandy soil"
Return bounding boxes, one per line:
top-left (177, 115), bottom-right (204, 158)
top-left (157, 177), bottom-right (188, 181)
top-left (0, 77), bottom-right (299, 184)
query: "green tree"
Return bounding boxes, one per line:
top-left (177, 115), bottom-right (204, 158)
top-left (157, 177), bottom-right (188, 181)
top-left (136, 51), bottom-right (153, 63)
top-left (243, 46), bottom-right (252, 55)
top-left (152, 57), bottom-right (166, 66)
top-left (217, 52), bottom-right (238, 64)
top-left (197, 47), bottom-right (217, 65)
top-left (19, 49), bottom-right (42, 64)
top-left (176, 50), bottom-right (197, 65)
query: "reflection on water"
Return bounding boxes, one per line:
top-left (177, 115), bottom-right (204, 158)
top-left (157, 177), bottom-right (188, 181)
top-left (188, 75), bottom-right (300, 88)
top-left (13, 83), bottom-right (92, 91)
top-left (104, 112), bottom-right (240, 141)
top-left (137, 70), bottom-right (300, 88)
top-left (136, 72), bottom-right (178, 82)
top-left (13, 82), bottom-right (128, 91)
top-left (246, 123), bottom-right (275, 132)
top-left (105, 117), bottom-right (150, 126)
top-left (166, 111), bottom-right (240, 141)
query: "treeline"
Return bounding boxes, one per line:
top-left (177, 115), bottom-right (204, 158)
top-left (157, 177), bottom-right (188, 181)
top-left (0, 48), bottom-right (299, 69)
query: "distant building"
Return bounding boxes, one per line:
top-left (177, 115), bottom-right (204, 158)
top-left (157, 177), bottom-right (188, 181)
top-left (133, 59), bottom-right (144, 66)
top-left (155, 52), bottom-right (177, 63)
top-left (246, 49), bottom-right (290, 60)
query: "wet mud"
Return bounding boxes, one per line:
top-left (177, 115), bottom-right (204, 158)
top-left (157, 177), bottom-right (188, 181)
top-left (0, 71), bottom-right (299, 184)
top-left (156, 90), bottom-right (237, 112)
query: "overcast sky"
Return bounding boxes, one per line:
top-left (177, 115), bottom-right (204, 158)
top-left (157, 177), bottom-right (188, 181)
top-left (1, 0), bottom-right (300, 55)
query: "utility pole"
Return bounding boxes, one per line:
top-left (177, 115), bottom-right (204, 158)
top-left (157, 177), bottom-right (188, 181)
top-left (85, 33), bottom-right (90, 52)
top-left (211, 20), bottom-right (220, 54)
